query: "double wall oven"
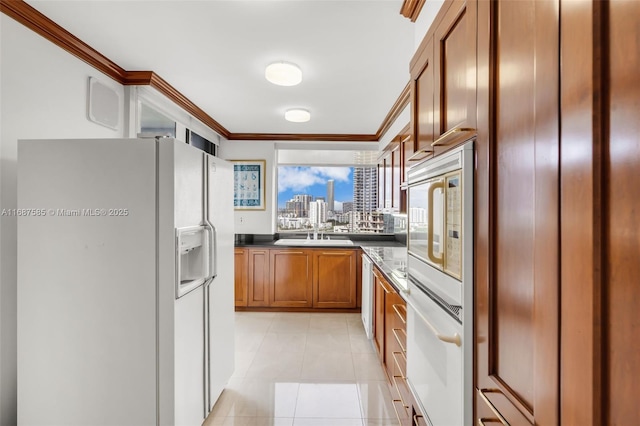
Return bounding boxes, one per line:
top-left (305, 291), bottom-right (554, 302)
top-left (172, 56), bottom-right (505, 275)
top-left (405, 141), bottom-right (473, 426)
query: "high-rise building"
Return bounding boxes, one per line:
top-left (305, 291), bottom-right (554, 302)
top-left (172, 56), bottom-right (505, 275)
top-left (309, 200), bottom-right (327, 225)
top-left (342, 201), bottom-right (354, 213)
top-left (327, 179), bottom-right (335, 212)
top-left (353, 167), bottom-right (377, 214)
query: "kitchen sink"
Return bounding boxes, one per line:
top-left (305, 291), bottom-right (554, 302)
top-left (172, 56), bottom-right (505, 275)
top-left (274, 238), bottom-right (354, 246)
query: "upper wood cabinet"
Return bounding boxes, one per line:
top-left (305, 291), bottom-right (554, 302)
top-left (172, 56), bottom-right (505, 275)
top-left (391, 143), bottom-right (401, 211)
top-left (312, 250), bottom-right (357, 309)
top-left (377, 158), bottom-right (386, 210)
top-left (234, 249), bottom-right (248, 307)
top-left (410, 0), bottom-right (477, 159)
top-left (378, 142), bottom-right (402, 213)
top-left (410, 38), bottom-right (436, 161)
top-left (433, 0), bottom-right (477, 139)
top-left (269, 249), bottom-right (313, 308)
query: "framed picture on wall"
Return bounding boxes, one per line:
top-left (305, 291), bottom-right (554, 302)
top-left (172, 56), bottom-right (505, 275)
top-left (231, 160), bottom-right (266, 210)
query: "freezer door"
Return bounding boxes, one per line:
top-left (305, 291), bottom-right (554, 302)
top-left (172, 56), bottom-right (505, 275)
top-left (205, 155), bottom-right (235, 413)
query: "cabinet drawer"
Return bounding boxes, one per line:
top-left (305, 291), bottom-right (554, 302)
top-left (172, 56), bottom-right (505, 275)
top-left (393, 303), bottom-right (407, 324)
top-left (392, 350), bottom-right (407, 379)
top-left (392, 327), bottom-right (407, 353)
top-left (392, 399), bottom-right (410, 424)
top-left (393, 374), bottom-right (414, 409)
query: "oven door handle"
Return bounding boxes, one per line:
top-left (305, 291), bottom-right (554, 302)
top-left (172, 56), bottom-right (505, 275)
top-left (407, 299), bottom-right (461, 347)
top-left (427, 180), bottom-right (445, 265)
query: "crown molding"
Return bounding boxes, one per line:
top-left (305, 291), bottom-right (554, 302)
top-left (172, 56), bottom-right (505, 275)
top-left (227, 133), bottom-right (378, 142)
top-left (2, 0), bottom-right (406, 143)
top-left (400, 0), bottom-right (427, 22)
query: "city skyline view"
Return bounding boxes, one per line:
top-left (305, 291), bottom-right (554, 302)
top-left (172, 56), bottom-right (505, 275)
top-left (277, 166), bottom-right (353, 210)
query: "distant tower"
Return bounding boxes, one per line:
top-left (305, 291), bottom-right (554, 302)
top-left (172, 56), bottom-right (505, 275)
top-left (327, 179), bottom-right (335, 212)
top-left (309, 200), bottom-right (327, 225)
top-left (353, 167), bottom-right (377, 213)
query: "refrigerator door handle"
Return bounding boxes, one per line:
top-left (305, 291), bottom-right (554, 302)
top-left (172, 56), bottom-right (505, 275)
top-left (203, 221), bottom-right (217, 284)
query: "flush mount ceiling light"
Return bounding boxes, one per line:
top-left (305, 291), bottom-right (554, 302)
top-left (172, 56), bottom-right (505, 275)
top-left (265, 62), bottom-right (302, 86)
top-left (285, 109), bottom-right (311, 123)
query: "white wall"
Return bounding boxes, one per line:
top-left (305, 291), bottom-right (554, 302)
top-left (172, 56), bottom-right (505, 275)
top-left (0, 15), bottom-right (124, 424)
top-left (414, 0), bottom-right (446, 51)
top-left (219, 140), bottom-right (277, 235)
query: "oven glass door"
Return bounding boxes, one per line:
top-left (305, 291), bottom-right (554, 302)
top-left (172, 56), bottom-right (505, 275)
top-left (444, 171), bottom-right (462, 279)
top-left (408, 177), bottom-right (445, 271)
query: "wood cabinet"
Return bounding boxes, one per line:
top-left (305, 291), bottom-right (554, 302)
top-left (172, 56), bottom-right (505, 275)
top-left (410, 37), bottom-right (436, 159)
top-left (559, 0), bottom-right (640, 423)
top-left (269, 249), bottom-right (313, 308)
top-left (410, 0), bottom-right (477, 160)
top-left (312, 250), bottom-right (357, 309)
top-left (433, 0), bottom-right (477, 142)
top-left (377, 160), bottom-right (385, 210)
top-left (378, 142), bottom-right (402, 213)
top-left (391, 144), bottom-right (401, 211)
top-left (373, 266), bottom-right (389, 358)
top-left (248, 249), bottom-right (270, 307)
top-left (372, 265), bottom-right (414, 426)
top-left (235, 247), bottom-right (361, 311)
top-left (475, 0), bottom-right (559, 424)
top-left (234, 248), bottom-right (248, 307)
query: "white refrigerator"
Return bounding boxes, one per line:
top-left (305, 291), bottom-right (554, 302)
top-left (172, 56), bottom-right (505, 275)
top-left (17, 137), bottom-right (234, 425)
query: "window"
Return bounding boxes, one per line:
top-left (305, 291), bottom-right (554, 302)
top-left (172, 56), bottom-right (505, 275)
top-left (139, 103), bottom-right (176, 137)
top-left (277, 165), bottom-right (390, 234)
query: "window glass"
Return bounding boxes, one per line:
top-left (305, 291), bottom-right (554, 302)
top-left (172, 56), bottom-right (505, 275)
top-left (277, 166), bottom-right (390, 234)
top-left (139, 103), bottom-right (176, 137)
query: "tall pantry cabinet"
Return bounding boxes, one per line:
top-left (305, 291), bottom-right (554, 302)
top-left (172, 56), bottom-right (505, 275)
top-left (474, 0), bottom-right (560, 424)
top-left (411, 0), bottom-right (640, 424)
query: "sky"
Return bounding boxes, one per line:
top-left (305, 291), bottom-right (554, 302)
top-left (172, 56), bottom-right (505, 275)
top-left (278, 166), bottom-right (354, 209)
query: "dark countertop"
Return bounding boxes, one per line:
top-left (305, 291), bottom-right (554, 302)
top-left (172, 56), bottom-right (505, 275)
top-left (234, 234), bottom-right (405, 249)
top-left (361, 246), bottom-right (409, 296)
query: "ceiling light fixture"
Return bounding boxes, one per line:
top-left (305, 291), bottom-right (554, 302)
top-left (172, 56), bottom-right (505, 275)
top-left (285, 109), bottom-right (311, 123)
top-left (265, 62), bottom-right (302, 86)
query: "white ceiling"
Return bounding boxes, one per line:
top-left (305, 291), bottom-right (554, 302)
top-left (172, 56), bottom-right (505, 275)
top-left (26, 0), bottom-right (416, 137)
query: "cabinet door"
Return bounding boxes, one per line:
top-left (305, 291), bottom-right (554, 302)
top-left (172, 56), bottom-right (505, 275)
top-left (269, 249), bottom-right (313, 308)
top-left (400, 132), bottom-right (412, 213)
top-left (391, 144), bottom-right (401, 211)
top-left (385, 291), bottom-right (406, 383)
top-left (411, 39), bottom-right (436, 159)
top-left (234, 249), bottom-right (248, 307)
top-left (248, 249), bottom-right (270, 307)
top-left (475, 0), bottom-right (559, 424)
top-left (433, 0), bottom-right (477, 154)
top-left (312, 250), bottom-right (357, 309)
top-left (373, 267), bottom-right (390, 361)
top-left (384, 152), bottom-right (392, 210)
top-left (377, 161), bottom-right (386, 210)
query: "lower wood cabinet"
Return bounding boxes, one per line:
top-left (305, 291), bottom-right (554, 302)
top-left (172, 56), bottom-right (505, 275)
top-left (234, 249), bottom-right (248, 307)
top-left (269, 249), bottom-right (313, 308)
top-left (312, 250), bottom-right (357, 309)
top-left (248, 249), bottom-right (270, 307)
top-left (235, 247), bottom-right (361, 310)
top-left (373, 267), bottom-right (389, 358)
top-left (372, 265), bottom-right (416, 426)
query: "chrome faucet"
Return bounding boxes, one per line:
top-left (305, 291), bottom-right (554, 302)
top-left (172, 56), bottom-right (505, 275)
top-left (313, 223), bottom-right (318, 240)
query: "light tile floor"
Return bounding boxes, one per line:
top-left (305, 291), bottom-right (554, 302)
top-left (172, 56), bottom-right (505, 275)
top-left (204, 312), bottom-right (399, 426)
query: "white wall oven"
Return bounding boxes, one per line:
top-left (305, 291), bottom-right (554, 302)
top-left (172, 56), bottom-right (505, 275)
top-left (405, 141), bottom-right (473, 426)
